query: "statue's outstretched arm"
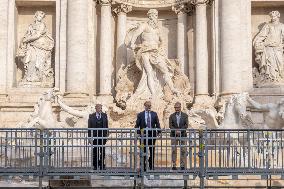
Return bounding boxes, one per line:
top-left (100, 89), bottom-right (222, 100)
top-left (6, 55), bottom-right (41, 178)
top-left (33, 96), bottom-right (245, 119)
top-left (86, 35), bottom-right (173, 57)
top-left (57, 96), bottom-right (85, 118)
top-left (247, 97), bottom-right (269, 111)
top-left (130, 24), bottom-right (144, 49)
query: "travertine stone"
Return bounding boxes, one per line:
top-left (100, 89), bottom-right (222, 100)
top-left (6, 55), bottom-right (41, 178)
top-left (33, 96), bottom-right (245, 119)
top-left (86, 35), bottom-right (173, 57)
top-left (66, 0), bottom-right (89, 93)
top-left (172, 3), bottom-right (192, 75)
top-left (220, 0), bottom-right (242, 94)
top-left (113, 4), bottom-right (132, 73)
top-left (248, 97), bottom-right (284, 129)
top-left (241, 0), bottom-right (253, 91)
top-left (99, 0), bottom-right (112, 95)
top-left (0, 0), bottom-right (8, 93)
top-left (193, 0), bottom-right (209, 95)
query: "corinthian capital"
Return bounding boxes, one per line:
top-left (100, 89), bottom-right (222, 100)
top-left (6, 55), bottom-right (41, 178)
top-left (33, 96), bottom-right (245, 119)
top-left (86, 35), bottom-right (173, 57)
top-left (98, 0), bottom-right (112, 5)
top-left (113, 4), bottom-right (132, 15)
top-left (172, 3), bottom-right (194, 15)
top-left (191, 0), bottom-right (211, 5)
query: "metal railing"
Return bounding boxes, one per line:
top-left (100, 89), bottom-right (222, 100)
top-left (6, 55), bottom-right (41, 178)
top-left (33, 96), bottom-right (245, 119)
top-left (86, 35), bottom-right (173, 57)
top-left (0, 128), bottom-right (283, 188)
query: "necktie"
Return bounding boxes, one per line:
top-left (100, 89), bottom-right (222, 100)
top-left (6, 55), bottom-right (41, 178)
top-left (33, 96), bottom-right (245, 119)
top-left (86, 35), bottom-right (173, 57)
top-left (176, 113), bottom-right (180, 127)
top-left (147, 111), bottom-right (151, 128)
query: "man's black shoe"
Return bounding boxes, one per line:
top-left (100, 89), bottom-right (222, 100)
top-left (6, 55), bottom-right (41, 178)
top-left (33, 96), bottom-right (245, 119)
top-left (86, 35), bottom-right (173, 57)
top-left (180, 166), bottom-right (185, 170)
top-left (172, 167), bottom-right (177, 170)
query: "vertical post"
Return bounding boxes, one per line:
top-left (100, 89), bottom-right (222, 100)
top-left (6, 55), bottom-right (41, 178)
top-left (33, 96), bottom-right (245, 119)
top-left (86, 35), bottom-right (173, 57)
top-left (140, 128), bottom-right (145, 189)
top-left (198, 129), bottom-right (205, 189)
top-left (38, 129), bottom-right (44, 189)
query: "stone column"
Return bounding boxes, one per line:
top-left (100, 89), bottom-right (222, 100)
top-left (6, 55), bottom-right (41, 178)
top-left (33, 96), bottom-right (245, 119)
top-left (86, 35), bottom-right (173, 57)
top-left (193, 0), bottom-right (209, 96)
top-left (113, 4), bottom-right (132, 73)
top-left (66, 0), bottom-right (89, 94)
top-left (172, 3), bottom-right (191, 75)
top-left (241, 0), bottom-right (252, 91)
top-left (99, 0), bottom-right (112, 96)
top-left (0, 0), bottom-right (8, 93)
top-left (220, 0), bottom-right (242, 95)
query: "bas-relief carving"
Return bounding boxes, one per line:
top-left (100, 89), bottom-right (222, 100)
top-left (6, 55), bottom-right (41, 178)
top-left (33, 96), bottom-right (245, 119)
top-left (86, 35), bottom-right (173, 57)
top-left (17, 11), bottom-right (54, 88)
top-left (253, 11), bottom-right (284, 88)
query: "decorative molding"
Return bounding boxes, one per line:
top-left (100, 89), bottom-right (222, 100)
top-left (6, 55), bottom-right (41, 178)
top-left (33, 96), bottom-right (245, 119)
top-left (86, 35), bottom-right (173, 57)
top-left (113, 3), bottom-right (132, 15)
top-left (172, 3), bottom-right (194, 15)
top-left (191, 0), bottom-right (211, 6)
top-left (112, 0), bottom-right (191, 8)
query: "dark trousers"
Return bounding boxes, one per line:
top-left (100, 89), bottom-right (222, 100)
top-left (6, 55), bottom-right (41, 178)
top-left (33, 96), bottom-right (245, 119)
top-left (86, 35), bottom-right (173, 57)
top-left (141, 137), bottom-right (156, 170)
top-left (92, 140), bottom-right (106, 170)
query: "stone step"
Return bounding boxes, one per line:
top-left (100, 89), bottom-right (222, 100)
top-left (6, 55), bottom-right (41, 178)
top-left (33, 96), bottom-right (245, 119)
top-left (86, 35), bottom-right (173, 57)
top-left (49, 176), bottom-right (91, 187)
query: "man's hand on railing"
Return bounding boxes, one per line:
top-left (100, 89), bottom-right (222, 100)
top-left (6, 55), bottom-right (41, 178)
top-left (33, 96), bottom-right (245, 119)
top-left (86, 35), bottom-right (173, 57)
top-left (88, 139), bottom-right (93, 144)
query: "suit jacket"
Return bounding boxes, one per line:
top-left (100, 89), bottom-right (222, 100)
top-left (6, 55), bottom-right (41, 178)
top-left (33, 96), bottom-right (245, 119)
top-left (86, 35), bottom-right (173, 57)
top-left (169, 112), bottom-right (188, 137)
top-left (88, 112), bottom-right (108, 145)
top-left (135, 111), bottom-right (161, 136)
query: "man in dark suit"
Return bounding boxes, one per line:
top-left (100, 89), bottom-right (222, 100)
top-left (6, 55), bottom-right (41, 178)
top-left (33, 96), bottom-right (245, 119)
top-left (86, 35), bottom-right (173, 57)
top-left (135, 101), bottom-right (161, 171)
top-left (169, 102), bottom-right (188, 170)
top-left (88, 104), bottom-right (108, 170)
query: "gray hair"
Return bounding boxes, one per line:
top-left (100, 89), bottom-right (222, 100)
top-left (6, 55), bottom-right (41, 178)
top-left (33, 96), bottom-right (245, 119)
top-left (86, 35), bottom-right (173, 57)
top-left (269, 11), bottom-right (280, 18)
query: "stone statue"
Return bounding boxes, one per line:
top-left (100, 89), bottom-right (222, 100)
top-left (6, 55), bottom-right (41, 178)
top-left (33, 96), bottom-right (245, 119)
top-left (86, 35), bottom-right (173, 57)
top-left (253, 11), bottom-right (284, 87)
top-left (17, 11), bottom-right (54, 87)
top-left (113, 9), bottom-right (193, 128)
top-left (23, 89), bottom-right (57, 129)
top-left (55, 94), bottom-right (109, 128)
top-left (194, 93), bottom-right (253, 129)
top-left (247, 97), bottom-right (284, 129)
top-left (126, 9), bottom-right (179, 97)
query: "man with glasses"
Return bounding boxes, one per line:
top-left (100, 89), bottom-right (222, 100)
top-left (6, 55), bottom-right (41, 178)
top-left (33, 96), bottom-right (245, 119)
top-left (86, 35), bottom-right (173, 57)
top-left (169, 102), bottom-right (188, 170)
top-left (135, 101), bottom-right (161, 171)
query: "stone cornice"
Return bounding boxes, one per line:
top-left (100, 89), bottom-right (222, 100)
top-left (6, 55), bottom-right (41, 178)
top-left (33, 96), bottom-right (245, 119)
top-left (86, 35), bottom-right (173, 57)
top-left (113, 4), bottom-right (133, 15)
top-left (172, 3), bottom-right (194, 15)
top-left (112, 0), bottom-right (191, 8)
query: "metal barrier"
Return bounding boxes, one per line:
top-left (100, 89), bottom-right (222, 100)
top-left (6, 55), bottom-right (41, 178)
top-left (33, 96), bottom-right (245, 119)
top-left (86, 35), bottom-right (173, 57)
top-left (0, 128), bottom-right (283, 188)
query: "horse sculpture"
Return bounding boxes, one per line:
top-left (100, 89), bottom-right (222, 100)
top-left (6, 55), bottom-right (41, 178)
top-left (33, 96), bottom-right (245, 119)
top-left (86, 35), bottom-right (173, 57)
top-left (195, 93), bottom-right (253, 130)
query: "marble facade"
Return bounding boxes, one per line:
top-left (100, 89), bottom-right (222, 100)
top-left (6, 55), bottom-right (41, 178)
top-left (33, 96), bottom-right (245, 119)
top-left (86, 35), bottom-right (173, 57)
top-left (0, 0), bottom-right (284, 129)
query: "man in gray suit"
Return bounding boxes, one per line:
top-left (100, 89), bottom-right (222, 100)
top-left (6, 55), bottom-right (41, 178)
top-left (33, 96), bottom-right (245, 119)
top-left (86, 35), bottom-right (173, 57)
top-left (169, 102), bottom-right (188, 170)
